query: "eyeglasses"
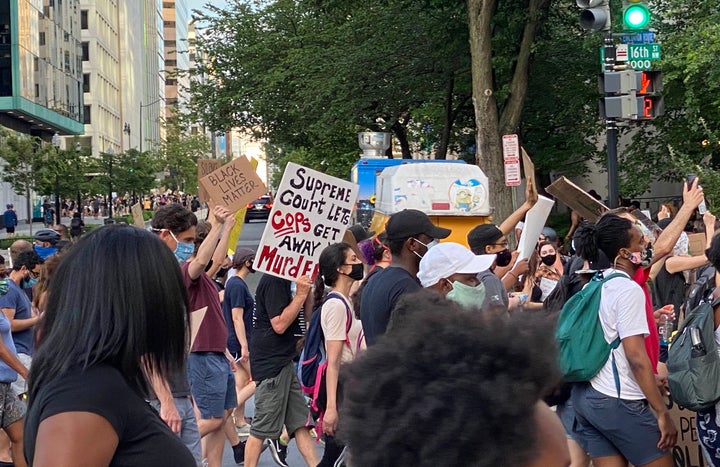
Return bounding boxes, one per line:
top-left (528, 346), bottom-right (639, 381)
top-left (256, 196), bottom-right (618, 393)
top-left (28, 270), bottom-right (39, 279)
top-left (489, 241), bottom-right (509, 248)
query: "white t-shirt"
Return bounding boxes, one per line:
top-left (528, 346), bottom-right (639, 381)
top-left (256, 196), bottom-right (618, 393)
top-left (320, 292), bottom-right (365, 364)
top-left (590, 269), bottom-right (649, 400)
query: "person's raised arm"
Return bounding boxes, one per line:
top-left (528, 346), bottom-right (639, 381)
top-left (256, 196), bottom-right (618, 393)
top-left (187, 205), bottom-right (229, 280)
top-left (205, 212), bottom-right (236, 278)
top-left (270, 276), bottom-right (312, 335)
top-left (498, 175), bottom-right (539, 237)
top-left (652, 179), bottom-right (704, 263)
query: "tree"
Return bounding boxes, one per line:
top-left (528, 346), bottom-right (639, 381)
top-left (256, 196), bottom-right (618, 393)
top-left (156, 115), bottom-right (211, 194)
top-left (0, 132), bottom-right (44, 226)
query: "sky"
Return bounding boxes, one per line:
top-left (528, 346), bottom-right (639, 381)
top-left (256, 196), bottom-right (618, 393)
top-left (186, 0), bottom-right (228, 16)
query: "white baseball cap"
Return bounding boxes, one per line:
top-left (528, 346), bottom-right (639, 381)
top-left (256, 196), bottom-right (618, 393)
top-left (417, 242), bottom-right (496, 288)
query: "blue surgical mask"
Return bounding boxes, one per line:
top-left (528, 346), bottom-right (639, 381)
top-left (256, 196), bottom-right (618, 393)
top-left (24, 277), bottom-right (37, 289)
top-left (169, 231), bottom-right (194, 263)
top-left (445, 279), bottom-right (486, 309)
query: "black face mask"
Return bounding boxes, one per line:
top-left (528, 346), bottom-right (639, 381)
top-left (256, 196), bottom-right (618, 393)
top-left (344, 263), bottom-right (364, 281)
top-left (541, 254), bottom-right (557, 266)
top-left (495, 249), bottom-right (512, 267)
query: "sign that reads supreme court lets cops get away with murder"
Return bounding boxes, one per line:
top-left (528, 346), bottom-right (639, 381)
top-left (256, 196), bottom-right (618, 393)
top-left (255, 162), bottom-right (358, 281)
top-left (198, 156), bottom-right (267, 212)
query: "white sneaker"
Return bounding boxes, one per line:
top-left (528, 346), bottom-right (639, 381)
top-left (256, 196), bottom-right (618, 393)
top-left (235, 423), bottom-right (251, 437)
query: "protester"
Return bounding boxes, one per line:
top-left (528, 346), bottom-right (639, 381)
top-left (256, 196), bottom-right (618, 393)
top-left (312, 243), bottom-right (365, 466)
top-left (245, 273), bottom-right (319, 467)
top-left (0, 250), bottom-right (42, 399)
top-left (359, 209), bottom-right (450, 346)
top-left (417, 242), bottom-right (495, 308)
top-left (69, 211), bottom-right (85, 239)
top-left (222, 247), bottom-right (257, 438)
top-left (352, 232), bottom-right (390, 314)
top-left (2, 205), bottom-right (16, 239)
top-left (694, 232), bottom-right (720, 465)
top-left (23, 224), bottom-right (195, 466)
top-left (32, 229), bottom-right (59, 260)
top-left (340, 291), bottom-right (570, 466)
top-left (154, 204), bottom-right (240, 467)
top-left (570, 214), bottom-right (677, 466)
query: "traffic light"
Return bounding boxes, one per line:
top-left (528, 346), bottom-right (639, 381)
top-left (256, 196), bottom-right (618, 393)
top-left (623, 0), bottom-right (650, 30)
top-left (577, 0), bottom-right (610, 32)
top-left (599, 70), bottom-right (664, 120)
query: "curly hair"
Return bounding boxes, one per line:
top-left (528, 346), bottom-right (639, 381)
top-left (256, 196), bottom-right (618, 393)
top-left (339, 290), bottom-right (560, 466)
top-left (575, 214), bottom-right (633, 268)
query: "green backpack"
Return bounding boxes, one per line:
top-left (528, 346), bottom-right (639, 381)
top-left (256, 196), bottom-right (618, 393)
top-left (556, 272), bottom-right (624, 384)
top-left (667, 296), bottom-right (720, 411)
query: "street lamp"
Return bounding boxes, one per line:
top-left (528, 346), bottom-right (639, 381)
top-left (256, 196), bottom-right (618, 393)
top-left (75, 141), bottom-right (82, 217)
top-left (139, 98), bottom-right (165, 153)
top-left (51, 132), bottom-right (61, 225)
top-left (123, 122), bottom-right (131, 149)
top-left (106, 146), bottom-right (114, 222)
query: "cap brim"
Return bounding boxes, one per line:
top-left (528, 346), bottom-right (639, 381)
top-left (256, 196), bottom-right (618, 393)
top-left (427, 225), bottom-right (452, 239)
top-left (457, 254), bottom-right (496, 274)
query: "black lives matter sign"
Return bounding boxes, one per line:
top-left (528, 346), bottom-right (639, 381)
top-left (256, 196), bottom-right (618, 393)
top-left (198, 156), bottom-right (267, 212)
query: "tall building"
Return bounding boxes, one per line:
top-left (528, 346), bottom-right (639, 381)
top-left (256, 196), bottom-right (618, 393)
top-left (163, 0), bottom-right (188, 118)
top-left (0, 0), bottom-right (84, 138)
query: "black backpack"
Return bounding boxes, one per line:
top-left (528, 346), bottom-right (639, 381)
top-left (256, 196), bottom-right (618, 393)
top-left (70, 217), bottom-right (83, 236)
top-left (684, 264), bottom-right (716, 318)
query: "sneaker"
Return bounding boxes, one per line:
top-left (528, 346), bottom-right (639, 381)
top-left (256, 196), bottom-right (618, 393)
top-left (265, 438), bottom-right (289, 467)
top-left (235, 423), bottom-right (251, 437)
top-left (232, 440), bottom-right (246, 465)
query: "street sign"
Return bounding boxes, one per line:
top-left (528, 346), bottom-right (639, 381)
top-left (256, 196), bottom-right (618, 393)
top-left (621, 31), bottom-right (655, 44)
top-left (502, 134), bottom-right (521, 186)
top-left (628, 44), bottom-right (661, 61)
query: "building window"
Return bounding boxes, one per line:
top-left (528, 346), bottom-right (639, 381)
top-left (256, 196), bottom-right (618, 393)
top-left (81, 10), bottom-right (88, 29)
top-left (35, 83), bottom-right (39, 98)
top-left (165, 59), bottom-right (176, 67)
top-left (83, 105), bottom-right (91, 124)
top-left (82, 73), bottom-right (90, 93)
top-left (33, 57), bottom-right (39, 71)
top-left (39, 32), bottom-right (45, 46)
top-left (165, 78), bottom-right (177, 86)
top-left (164, 40), bottom-right (176, 48)
top-left (81, 42), bottom-right (89, 61)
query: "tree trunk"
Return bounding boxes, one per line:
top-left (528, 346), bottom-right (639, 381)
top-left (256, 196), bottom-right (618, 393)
top-left (391, 114), bottom-right (412, 159)
top-left (436, 74), bottom-right (455, 160)
top-left (498, 0), bottom-right (551, 136)
top-left (467, 0), bottom-right (511, 222)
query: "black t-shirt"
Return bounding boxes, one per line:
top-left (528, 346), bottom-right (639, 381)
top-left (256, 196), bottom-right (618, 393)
top-left (223, 276), bottom-right (255, 355)
top-left (25, 364), bottom-right (195, 467)
top-left (360, 266), bottom-right (421, 346)
top-left (652, 261), bottom-right (687, 318)
top-left (250, 274), bottom-right (303, 381)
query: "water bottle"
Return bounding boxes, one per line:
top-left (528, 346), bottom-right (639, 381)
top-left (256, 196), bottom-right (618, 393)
top-left (690, 326), bottom-right (707, 357)
top-left (687, 174), bottom-right (708, 214)
top-left (658, 314), bottom-right (673, 345)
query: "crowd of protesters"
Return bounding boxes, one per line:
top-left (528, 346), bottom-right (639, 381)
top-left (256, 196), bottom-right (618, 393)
top-left (0, 174), bottom-right (715, 467)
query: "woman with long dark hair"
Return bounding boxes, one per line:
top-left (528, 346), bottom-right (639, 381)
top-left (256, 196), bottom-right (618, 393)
top-left (313, 242), bottom-right (365, 466)
top-left (24, 224), bottom-right (195, 466)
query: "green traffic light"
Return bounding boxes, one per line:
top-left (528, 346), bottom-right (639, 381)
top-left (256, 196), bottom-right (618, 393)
top-left (623, 4), bottom-right (650, 30)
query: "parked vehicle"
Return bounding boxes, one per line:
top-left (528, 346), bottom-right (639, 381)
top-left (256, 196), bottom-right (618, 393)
top-left (244, 195), bottom-right (273, 223)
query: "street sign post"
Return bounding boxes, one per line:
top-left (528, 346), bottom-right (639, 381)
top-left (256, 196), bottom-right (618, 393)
top-left (502, 134), bottom-right (521, 187)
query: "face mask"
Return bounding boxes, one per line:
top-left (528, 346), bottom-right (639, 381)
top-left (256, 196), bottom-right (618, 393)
top-left (411, 238), bottom-right (437, 260)
top-left (246, 261), bottom-right (255, 274)
top-left (629, 244), bottom-right (653, 268)
top-left (541, 254), bottom-right (557, 266)
top-left (343, 263), bottom-right (364, 281)
top-left (169, 231), bottom-right (194, 264)
top-left (495, 248), bottom-right (512, 267)
top-left (24, 277), bottom-right (37, 289)
top-left (445, 280), bottom-right (486, 309)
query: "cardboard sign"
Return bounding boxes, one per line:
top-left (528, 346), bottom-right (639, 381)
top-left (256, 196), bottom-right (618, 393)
top-left (668, 399), bottom-right (707, 466)
top-left (197, 159), bottom-right (222, 202)
top-left (131, 202), bottom-right (144, 228)
top-left (687, 233), bottom-right (706, 256)
top-left (189, 306), bottom-right (207, 350)
top-left (517, 195), bottom-right (555, 262)
top-left (198, 156), bottom-right (267, 213)
top-left (545, 176), bottom-right (608, 221)
top-left (255, 162), bottom-right (358, 281)
top-left (226, 157), bottom-right (259, 255)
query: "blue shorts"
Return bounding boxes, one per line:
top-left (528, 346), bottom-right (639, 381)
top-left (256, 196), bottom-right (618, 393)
top-left (556, 398), bottom-right (578, 440)
top-left (571, 383), bottom-right (668, 465)
top-left (188, 352), bottom-right (237, 419)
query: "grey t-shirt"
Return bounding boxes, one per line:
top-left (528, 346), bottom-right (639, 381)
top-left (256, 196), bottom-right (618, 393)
top-left (477, 270), bottom-right (508, 311)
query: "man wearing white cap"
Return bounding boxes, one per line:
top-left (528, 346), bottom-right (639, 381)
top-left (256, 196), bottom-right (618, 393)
top-left (417, 242), bottom-right (496, 309)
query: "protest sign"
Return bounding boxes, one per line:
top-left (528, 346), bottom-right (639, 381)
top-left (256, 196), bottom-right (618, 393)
top-left (517, 195), bottom-right (555, 262)
top-left (668, 398), bottom-right (706, 466)
top-left (198, 156), bottom-right (267, 213)
top-left (545, 176), bottom-right (608, 222)
top-left (131, 202), bottom-right (144, 228)
top-left (255, 162), bottom-right (358, 281)
top-left (197, 159), bottom-right (222, 202)
top-left (687, 233), bottom-right (706, 256)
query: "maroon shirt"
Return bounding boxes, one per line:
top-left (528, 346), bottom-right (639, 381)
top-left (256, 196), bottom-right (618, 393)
top-left (182, 263), bottom-right (228, 353)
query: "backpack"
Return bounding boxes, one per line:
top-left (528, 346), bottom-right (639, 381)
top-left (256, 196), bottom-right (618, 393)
top-left (70, 217), bottom-right (83, 236)
top-left (297, 292), bottom-right (353, 418)
top-left (667, 295), bottom-right (720, 411)
top-left (556, 272), bottom-right (624, 383)
top-left (683, 264), bottom-right (716, 319)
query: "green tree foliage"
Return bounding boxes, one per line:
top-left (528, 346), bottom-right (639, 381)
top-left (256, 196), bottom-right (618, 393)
top-left (156, 115), bottom-right (211, 194)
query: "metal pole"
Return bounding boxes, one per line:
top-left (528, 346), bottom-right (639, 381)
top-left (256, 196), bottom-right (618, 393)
top-left (139, 102), bottom-right (142, 154)
top-left (603, 31), bottom-right (619, 208)
top-left (54, 173), bottom-right (60, 225)
top-left (108, 150), bottom-right (113, 220)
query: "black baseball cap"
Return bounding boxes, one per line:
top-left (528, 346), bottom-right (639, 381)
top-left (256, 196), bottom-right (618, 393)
top-left (385, 209), bottom-right (451, 241)
top-left (467, 224), bottom-right (503, 254)
top-left (348, 224), bottom-right (375, 243)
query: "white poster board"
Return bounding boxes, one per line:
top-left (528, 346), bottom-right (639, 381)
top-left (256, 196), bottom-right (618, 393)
top-left (516, 195), bottom-right (555, 262)
top-left (255, 162), bottom-right (359, 281)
